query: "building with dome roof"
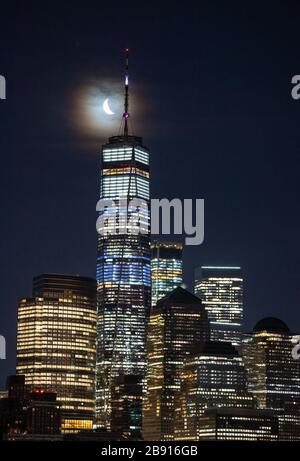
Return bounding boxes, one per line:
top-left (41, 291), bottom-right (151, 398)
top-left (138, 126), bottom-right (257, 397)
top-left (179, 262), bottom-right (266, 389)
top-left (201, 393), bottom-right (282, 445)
top-left (242, 317), bottom-right (300, 441)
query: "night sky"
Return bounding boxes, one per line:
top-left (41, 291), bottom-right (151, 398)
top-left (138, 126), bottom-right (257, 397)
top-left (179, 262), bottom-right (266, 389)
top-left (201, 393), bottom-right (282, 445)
top-left (1, 1), bottom-right (300, 386)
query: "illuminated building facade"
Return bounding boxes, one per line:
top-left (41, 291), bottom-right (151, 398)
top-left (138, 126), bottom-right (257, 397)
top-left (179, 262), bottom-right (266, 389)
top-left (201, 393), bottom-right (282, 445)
top-left (95, 50), bottom-right (150, 429)
top-left (151, 241), bottom-right (183, 306)
top-left (96, 134), bottom-right (151, 427)
top-left (16, 274), bottom-right (97, 432)
top-left (242, 317), bottom-right (300, 441)
top-left (175, 341), bottom-right (254, 440)
top-left (198, 408), bottom-right (278, 441)
top-left (143, 287), bottom-right (210, 441)
top-left (195, 266), bottom-right (243, 347)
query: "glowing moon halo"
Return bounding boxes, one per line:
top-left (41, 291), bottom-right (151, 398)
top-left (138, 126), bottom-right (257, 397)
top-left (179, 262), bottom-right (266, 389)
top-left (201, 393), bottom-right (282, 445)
top-left (103, 98), bottom-right (115, 115)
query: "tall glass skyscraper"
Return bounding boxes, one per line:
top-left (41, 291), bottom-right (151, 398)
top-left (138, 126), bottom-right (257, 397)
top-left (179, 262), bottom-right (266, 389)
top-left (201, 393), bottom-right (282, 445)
top-left (151, 241), bottom-right (183, 306)
top-left (96, 51), bottom-right (151, 428)
top-left (194, 266), bottom-right (243, 347)
top-left (16, 274), bottom-right (97, 432)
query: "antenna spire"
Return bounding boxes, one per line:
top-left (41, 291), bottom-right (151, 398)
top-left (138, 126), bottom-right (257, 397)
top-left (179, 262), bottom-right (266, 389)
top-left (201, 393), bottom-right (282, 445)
top-left (123, 48), bottom-right (129, 136)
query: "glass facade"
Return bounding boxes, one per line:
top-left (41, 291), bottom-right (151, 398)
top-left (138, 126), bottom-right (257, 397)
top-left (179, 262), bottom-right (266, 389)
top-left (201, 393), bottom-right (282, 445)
top-left (242, 317), bottom-right (300, 441)
top-left (198, 408), bottom-right (278, 441)
top-left (110, 374), bottom-right (143, 440)
top-left (151, 241), bottom-right (183, 306)
top-left (96, 135), bottom-right (151, 428)
top-left (143, 287), bottom-right (210, 441)
top-left (195, 266), bottom-right (243, 347)
top-left (16, 274), bottom-right (97, 432)
top-left (175, 341), bottom-right (254, 440)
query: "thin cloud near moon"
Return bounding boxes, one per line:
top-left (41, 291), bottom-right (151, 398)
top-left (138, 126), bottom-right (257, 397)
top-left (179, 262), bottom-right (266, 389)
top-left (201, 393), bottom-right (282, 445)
top-left (70, 79), bottom-right (123, 137)
top-left (70, 77), bottom-right (148, 141)
top-left (103, 98), bottom-right (115, 115)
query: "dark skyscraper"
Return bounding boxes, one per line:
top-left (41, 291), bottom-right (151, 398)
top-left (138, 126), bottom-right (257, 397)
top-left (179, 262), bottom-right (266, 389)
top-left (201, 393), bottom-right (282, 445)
top-left (26, 390), bottom-right (61, 435)
top-left (151, 241), bottom-right (183, 306)
top-left (95, 51), bottom-right (151, 428)
top-left (242, 317), bottom-right (300, 441)
top-left (0, 375), bottom-right (27, 438)
top-left (143, 287), bottom-right (210, 441)
top-left (16, 274), bottom-right (97, 432)
top-left (195, 266), bottom-right (243, 347)
top-left (110, 374), bottom-right (143, 440)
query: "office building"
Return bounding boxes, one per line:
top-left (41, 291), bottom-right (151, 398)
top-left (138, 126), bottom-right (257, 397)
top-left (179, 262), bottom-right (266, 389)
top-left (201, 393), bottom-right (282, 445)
top-left (96, 50), bottom-right (151, 428)
top-left (26, 390), bottom-right (61, 435)
top-left (151, 241), bottom-right (183, 306)
top-left (198, 408), bottom-right (278, 441)
top-left (0, 375), bottom-right (27, 438)
top-left (195, 266), bottom-right (243, 346)
top-left (16, 274), bottom-right (97, 432)
top-left (143, 286), bottom-right (210, 441)
top-left (111, 374), bottom-right (143, 440)
top-left (175, 341), bottom-right (254, 440)
top-left (242, 317), bottom-right (300, 441)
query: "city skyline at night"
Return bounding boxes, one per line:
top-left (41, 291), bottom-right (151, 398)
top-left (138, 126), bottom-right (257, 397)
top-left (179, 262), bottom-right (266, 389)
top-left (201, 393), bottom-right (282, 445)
top-left (1, 1), bottom-right (300, 446)
top-left (1, 45), bottom-right (300, 442)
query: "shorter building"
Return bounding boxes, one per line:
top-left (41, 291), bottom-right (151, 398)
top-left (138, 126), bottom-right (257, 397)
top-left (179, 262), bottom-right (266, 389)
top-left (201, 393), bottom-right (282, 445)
top-left (175, 341), bottom-right (254, 440)
top-left (198, 408), bottom-right (278, 441)
top-left (27, 390), bottom-right (61, 435)
top-left (151, 241), bottom-right (183, 306)
top-left (0, 375), bottom-right (27, 438)
top-left (143, 287), bottom-right (210, 441)
top-left (111, 375), bottom-right (143, 440)
top-left (242, 317), bottom-right (300, 441)
top-left (0, 375), bottom-right (62, 440)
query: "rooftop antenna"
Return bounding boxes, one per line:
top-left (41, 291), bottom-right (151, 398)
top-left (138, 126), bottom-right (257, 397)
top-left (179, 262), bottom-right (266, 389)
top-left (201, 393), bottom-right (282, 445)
top-left (123, 48), bottom-right (129, 136)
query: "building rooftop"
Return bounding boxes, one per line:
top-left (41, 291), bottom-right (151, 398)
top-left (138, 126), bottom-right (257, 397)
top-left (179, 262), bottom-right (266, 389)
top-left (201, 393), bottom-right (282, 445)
top-left (191, 341), bottom-right (238, 357)
top-left (156, 286), bottom-right (202, 306)
top-left (253, 317), bottom-right (290, 334)
top-left (151, 241), bottom-right (183, 250)
top-left (107, 135), bottom-right (144, 146)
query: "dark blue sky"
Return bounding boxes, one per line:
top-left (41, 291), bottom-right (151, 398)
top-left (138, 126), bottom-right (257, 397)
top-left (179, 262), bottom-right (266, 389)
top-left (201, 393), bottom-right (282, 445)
top-left (1, 0), bottom-right (300, 386)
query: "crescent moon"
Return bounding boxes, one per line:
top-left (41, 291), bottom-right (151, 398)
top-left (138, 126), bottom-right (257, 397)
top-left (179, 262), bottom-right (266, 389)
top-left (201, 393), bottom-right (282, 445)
top-left (103, 98), bottom-right (115, 115)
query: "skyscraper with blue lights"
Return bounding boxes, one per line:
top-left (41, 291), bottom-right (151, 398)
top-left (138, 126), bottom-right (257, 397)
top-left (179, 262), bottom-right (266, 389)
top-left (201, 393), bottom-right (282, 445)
top-left (95, 51), bottom-right (151, 428)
